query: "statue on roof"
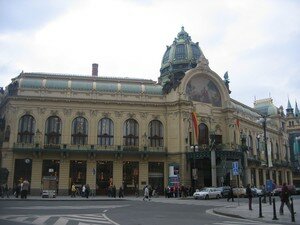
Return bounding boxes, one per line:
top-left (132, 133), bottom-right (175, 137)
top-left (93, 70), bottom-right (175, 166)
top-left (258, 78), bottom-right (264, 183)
top-left (223, 71), bottom-right (231, 94)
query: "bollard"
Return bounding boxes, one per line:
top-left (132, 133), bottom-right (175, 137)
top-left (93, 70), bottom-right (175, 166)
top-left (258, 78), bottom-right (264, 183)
top-left (269, 193), bottom-right (272, 205)
top-left (291, 197), bottom-right (295, 222)
top-left (272, 198), bottom-right (278, 220)
top-left (259, 196), bottom-right (263, 218)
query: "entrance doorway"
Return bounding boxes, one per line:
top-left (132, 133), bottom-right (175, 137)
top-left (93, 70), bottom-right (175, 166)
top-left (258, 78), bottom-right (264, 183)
top-left (123, 161), bottom-right (139, 195)
top-left (69, 160), bottom-right (87, 194)
top-left (148, 162), bottom-right (164, 195)
top-left (14, 158), bottom-right (32, 186)
top-left (96, 161), bottom-right (113, 195)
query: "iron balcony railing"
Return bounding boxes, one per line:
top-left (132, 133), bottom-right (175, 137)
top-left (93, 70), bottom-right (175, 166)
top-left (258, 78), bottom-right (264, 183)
top-left (13, 143), bottom-right (166, 153)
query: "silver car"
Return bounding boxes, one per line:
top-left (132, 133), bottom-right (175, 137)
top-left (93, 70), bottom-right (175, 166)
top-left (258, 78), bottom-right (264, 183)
top-left (193, 187), bottom-right (222, 200)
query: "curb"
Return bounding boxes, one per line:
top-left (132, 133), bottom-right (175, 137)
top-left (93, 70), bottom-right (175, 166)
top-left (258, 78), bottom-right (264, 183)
top-left (212, 208), bottom-right (245, 219)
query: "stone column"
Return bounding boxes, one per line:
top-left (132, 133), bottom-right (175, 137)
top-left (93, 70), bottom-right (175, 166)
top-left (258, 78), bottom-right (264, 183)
top-left (86, 160), bottom-right (96, 195)
top-left (263, 169), bottom-right (266, 185)
top-left (30, 158), bottom-right (42, 195)
top-left (255, 168), bottom-right (260, 187)
top-left (211, 150), bottom-right (217, 187)
top-left (113, 159), bottom-right (123, 189)
top-left (275, 170), bottom-right (279, 185)
top-left (58, 159), bottom-right (70, 196)
top-left (139, 160), bottom-right (148, 192)
top-left (289, 171), bottom-right (293, 185)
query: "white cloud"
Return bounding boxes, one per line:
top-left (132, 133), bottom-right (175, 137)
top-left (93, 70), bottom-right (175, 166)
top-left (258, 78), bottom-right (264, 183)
top-left (0, 0), bottom-right (299, 108)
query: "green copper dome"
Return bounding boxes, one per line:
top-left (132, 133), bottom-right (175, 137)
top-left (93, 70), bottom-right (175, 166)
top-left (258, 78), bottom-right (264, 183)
top-left (159, 27), bottom-right (203, 84)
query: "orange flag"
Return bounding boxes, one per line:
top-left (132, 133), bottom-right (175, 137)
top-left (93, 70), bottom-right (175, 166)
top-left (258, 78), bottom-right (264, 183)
top-left (191, 112), bottom-right (198, 142)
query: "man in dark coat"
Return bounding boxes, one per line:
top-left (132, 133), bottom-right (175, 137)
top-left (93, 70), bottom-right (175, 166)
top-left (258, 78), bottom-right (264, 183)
top-left (246, 184), bottom-right (253, 210)
top-left (279, 183), bottom-right (291, 215)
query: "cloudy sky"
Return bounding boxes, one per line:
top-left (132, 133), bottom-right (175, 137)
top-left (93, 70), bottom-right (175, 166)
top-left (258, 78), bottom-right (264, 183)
top-left (0, 0), bottom-right (299, 109)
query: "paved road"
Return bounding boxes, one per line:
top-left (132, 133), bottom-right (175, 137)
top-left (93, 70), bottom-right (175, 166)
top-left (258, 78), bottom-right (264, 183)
top-left (0, 196), bottom-right (297, 225)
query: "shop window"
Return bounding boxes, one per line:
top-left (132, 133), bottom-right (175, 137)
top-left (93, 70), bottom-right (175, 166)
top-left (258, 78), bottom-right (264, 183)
top-left (69, 160), bottom-right (87, 186)
top-left (123, 161), bottom-right (139, 194)
top-left (198, 123), bottom-right (208, 145)
top-left (96, 161), bottom-right (113, 195)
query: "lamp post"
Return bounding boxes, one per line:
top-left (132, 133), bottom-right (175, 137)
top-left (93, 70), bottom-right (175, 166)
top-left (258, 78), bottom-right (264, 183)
top-left (190, 145), bottom-right (198, 191)
top-left (257, 115), bottom-right (269, 168)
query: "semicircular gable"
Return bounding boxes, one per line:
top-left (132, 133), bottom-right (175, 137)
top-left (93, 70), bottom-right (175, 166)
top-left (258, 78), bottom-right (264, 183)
top-left (185, 75), bottom-right (222, 107)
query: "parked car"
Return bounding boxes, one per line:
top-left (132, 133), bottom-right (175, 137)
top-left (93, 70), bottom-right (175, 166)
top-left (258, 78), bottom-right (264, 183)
top-left (232, 187), bottom-right (246, 198)
top-left (217, 186), bottom-right (231, 198)
top-left (295, 187), bottom-right (300, 195)
top-left (272, 185), bottom-right (296, 196)
top-left (193, 187), bottom-right (222, 200)
top-left (251, 188), bottom-right (263, 197)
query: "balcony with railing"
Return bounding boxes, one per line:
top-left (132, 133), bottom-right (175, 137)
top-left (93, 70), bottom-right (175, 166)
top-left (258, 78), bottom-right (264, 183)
top-left (12, 143), bottom-right (166, 155)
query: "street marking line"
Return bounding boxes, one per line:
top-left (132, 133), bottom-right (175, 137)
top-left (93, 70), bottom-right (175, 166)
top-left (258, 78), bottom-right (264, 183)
top-left (53, 217), bottom-right (69, 225)
top-left (32, 215), bottom-right (51, 224)
top-left (102, 214), bottom-right (120, 225)
top-left (61, 216), bottom-right (111, 224)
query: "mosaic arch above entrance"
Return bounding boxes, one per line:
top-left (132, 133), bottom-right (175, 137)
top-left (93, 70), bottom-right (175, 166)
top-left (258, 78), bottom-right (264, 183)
top-left (186, 76), bottom-right (222, 107)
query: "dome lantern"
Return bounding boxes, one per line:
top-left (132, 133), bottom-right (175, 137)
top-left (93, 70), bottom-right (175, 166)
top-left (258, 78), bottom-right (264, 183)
top-left (159, 27), bottom-right (203, 85)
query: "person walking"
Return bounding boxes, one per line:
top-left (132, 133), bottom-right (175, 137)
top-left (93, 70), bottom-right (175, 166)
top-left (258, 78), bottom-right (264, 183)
top-left (85, 184), bottom-right (90, 198)
top-left (246, 184), bottom-right (253, 210)
top-left (71, 184), bottom-right (76, 197)
top-left (143, 185), bottom-right (150, 201)
top-left (227, 186), bottom-right (234, 202)
top-left (279, 183), bottom-right (292, 215)
top-left (261, 184), bottom-right (267, 203)
top-left (21, 179), bottom-right (30, 199)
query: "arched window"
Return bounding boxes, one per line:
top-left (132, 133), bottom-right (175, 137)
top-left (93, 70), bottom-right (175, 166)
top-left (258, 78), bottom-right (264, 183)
top-left (199, 123), bottom-right (209, 145)
top-left (148, 120), bottom-right (164, 147)
top-left (71, 117), bottom-right (88, 145)
top-left (98, 118), bottom-right (114, 146)
top-left (123, 119), bottom-right (139, 146)
top-left (248, 135), bottom-right (253, 155)
top-left (276, 143), bottom-right (279, 159)
top-left (270, 141), bottom-right (274, 161)
top-left (45, 116), bottom-right (62, 144)
top-left (17, 115), bottom-right (35, 143)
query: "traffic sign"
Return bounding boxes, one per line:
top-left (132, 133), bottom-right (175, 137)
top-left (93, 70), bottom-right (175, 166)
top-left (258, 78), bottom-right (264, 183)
top-left (232, 161), bottom-right (239, 176)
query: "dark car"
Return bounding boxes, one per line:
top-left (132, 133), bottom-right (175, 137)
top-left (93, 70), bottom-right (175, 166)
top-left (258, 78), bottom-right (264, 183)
top-left (217, 186), bottom-right (231, 198)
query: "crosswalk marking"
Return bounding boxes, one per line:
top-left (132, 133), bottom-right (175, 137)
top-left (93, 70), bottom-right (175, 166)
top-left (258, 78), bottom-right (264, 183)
top-left (213, 221), bottom-right (284, 225)
top-left (0, 213), bottom-right (119, 225)
top-left (53, 217), bottom-right (69, 225)
top-left (32, 215), bottom-right (51, 224)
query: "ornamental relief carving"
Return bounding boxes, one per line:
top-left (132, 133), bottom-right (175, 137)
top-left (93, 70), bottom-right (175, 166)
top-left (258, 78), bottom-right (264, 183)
top-left (50, 110), bottom-right (58, 116)
top-left (152, 115), bottom-right (160, 120)
top-left (76, 111), bottom-right (85, 117)
top-left (38, 108), bottom-right (46, 114)
top-left (114, 111), bottom-right (123, 118)
top-left (139, 112), bottom-right (148, 119)
top-left (63, 109), bottom-right (72, 116)
top-left (127, 113), bottom-right (136, 118)
top-left (90, 110), bottom-right (97, 117)
top-left (102, 112), bottom-right (111, 118)
top-left (24, 109), bottom-right (33, 115)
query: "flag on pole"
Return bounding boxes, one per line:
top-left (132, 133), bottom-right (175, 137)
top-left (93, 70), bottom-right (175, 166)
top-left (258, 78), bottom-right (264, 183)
top-left (191, 112), bottom-right (198, 142)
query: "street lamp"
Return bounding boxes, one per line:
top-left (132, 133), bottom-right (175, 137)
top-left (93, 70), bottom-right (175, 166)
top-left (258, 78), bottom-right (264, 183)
top-left (190, 145), bottom-right (199, 190)
top-left (257, 115), bottom-right (270, 168)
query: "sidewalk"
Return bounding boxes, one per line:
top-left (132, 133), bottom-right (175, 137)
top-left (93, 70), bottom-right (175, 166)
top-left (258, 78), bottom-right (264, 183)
top-left (213, 197), bottom-right (299, 224)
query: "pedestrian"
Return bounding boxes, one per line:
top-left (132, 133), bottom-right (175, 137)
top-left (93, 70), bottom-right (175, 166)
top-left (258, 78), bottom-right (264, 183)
top-left (143, 185), bottom-right (150, 201)
top-left (261, 184), bottom-right (267, 203)
top-left (279, 183), bottom-right (292, 215)
top-left (118, 186), bottom-right (124, 198)
top-left (71, 184), bottom-right (76, 197)
top-left (227, 186), bottom-right (234, 202)
top-left (85, 184), bottom-right (90, 198)
top-left (82, 185), bottom-right (86, 197)
top-left (21, 179), bottom-right (30, 199)
top-left (246, 184), bottom-right (253, 210)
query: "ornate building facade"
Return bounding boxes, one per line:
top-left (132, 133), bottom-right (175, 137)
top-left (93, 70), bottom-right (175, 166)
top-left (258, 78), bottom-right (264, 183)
top-left (286, 100), bottom-right (300, 186)
top-left (0, 27), bottom-right (293, 195)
